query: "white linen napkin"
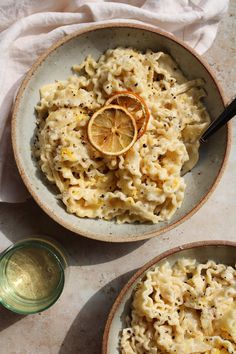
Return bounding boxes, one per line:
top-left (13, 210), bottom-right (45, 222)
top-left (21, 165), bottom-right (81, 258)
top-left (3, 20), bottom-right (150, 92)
top-left (0, 0), bottom-right (229, 202)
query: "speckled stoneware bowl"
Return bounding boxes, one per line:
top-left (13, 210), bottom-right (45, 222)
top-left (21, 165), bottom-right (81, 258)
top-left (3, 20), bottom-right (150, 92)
top-left (102, 241), bottom-right (236, 353)
top-left (12, 23), bottom-right (230, 242)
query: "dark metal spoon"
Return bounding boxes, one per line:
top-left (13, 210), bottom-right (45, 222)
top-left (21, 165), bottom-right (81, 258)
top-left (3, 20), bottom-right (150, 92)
top-left (200, 97), bottom-right (236, 143)
top-left (181, 97), bottom-right (236, 176)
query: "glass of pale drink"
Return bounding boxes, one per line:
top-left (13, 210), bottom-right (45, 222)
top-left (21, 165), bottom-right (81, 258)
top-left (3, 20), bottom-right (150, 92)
top-left (0, 236), bottom-right (68, 314)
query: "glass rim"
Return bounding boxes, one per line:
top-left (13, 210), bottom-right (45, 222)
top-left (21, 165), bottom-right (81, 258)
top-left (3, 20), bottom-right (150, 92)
top-left (0, 238), bottom-right (66, 314)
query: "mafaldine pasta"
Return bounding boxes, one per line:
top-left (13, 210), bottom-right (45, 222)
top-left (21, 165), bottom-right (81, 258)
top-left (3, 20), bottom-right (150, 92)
top-left (34, 48), bottom-right (210, 224)
top-left (121, 259), bottom-right (236, 354)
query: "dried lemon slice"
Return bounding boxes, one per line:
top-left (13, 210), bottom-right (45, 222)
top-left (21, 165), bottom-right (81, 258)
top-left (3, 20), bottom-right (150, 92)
top-left (106, 91), bottom-right (149, 138)
top-left (87, 105), bottom-right (137, 156)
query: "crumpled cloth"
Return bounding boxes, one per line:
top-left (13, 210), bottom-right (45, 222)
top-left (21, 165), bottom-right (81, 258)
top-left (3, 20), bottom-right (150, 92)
top-left (0, 0), bottom-right (229, 202)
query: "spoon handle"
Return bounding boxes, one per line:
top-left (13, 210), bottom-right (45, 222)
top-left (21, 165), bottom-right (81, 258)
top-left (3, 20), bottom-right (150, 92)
top-left (200, 97), bottom-right (236, 143)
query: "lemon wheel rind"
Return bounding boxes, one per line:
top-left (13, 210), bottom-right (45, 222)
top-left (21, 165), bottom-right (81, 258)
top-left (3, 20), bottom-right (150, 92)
top-left (105, 91), bottom-right (149, 139)
top-left (87, 104), bottom-right (138, 156)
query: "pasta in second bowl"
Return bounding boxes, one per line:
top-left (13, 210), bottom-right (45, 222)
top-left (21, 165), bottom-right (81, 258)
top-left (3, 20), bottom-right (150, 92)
top-left (12, 23), bottom-right (230, 242)
top-left (102, 241), bottom-right (236, 354)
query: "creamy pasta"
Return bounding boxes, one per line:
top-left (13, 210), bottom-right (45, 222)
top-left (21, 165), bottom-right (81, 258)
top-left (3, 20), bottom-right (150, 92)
top-left (34, 48), bottom-right (210, 224)
top-left (121, 259), bottom-right (236, 354)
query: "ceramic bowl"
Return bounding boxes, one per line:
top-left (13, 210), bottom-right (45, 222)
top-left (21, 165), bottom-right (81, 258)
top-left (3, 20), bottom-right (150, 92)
top-left (102, 240), bottom-right (236, 353)
top-left (12, 23), bottom-right (230, 242)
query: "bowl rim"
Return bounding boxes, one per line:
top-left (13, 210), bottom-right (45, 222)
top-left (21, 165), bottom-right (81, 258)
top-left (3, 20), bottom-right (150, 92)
top-left (102, 240), bottom-right (236, 353)
top-left (11, 22), bottom-right (231, 243)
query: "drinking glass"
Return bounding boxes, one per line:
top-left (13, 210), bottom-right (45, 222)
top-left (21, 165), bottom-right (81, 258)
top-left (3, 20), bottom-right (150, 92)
top-left (0, 236), bottom-right (68, 314)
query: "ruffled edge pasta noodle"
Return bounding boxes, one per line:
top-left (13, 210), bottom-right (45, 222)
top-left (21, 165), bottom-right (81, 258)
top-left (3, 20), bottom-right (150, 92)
top-left (121, 259), bottom-right (236, 354)
top-left (34, 48), bottom-right (210, 224)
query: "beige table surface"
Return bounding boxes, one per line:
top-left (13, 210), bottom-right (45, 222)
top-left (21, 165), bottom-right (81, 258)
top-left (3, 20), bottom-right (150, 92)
top-left (0, 2), bottom-right (235, 354)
